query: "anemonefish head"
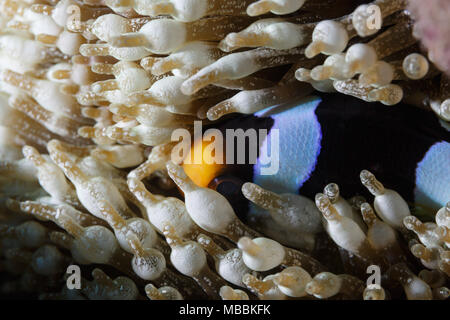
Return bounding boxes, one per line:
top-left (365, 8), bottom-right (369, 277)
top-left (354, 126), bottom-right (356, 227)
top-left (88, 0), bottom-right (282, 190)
top-left (182, 130), bottom-right (227, 188)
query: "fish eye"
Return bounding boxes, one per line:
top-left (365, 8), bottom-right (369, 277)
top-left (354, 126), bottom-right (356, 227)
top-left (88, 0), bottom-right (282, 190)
top-left (208, 175), bottom-right (244, 197)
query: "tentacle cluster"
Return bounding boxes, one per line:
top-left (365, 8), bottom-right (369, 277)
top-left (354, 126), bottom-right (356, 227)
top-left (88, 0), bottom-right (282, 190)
top-left (0, 0), bottom-right (448, 300)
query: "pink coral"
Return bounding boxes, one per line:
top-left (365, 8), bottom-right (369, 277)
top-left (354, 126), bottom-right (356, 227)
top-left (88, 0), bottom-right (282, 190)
top-left (408, 0), bottom-right (450, 75)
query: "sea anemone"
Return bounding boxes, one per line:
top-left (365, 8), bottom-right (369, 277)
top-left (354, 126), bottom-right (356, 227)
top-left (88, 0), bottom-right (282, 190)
top-left (0, 0), bottom-right (448, 300)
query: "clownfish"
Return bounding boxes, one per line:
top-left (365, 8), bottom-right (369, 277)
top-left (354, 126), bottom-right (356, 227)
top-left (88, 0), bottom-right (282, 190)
top-left (182, 93), bottom-right (449, 244)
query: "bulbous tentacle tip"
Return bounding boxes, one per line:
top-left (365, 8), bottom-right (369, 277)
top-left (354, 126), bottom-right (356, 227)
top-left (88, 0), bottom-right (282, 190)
top-left (105, 126), bottom-right (128, 140)
top-left (145, 283), bottom-right (181, 300)
top-left (163, 224), bottom-right (183, 247)
top-left (148, 2), bottom-right (175, 16)
top-left (241, 182), bottom-right (283, 211)
top-left (242, 273), bottom-right (275, 295)
top-left (323, 183), bottom-right (339, 202)
top-left (110, 33), bottom-right (148, 48)
top-left (403, 53), bottom-right (430, 80)
top-left (219, 285), bottom-right (249, 300)
top-left (403, 215), bottom-right (421, 231)
top-left (78, 126), bottom-right (96, 138)
top-left (165, 161), bottom-right (179, 176)
top-left (368, 84), bottom-right (404, 106)
top-left (246, 1), bottom-right (273, 16)
top-left (81, 107), bottom-right (100, 119)
top-left (61, 84), bottom-right (80, 95)
top-left (295, 68), bottom-right (311, 82)
top-left (360, 169), bottom-right (374, 183)
top-left (315, 193), bottom-right (331, 213)
top-left (46, 139), bottom-right (62, 152)
top-left (126, 177), bottom-right (140, 191)
top-left (151, 57), bottom-right (182, 76)
top-left (30, 4), bottom-right (54, 15)
top-left (91, 268), bottom-right (111, 283)
top-left (439, 100), bottom-right (450, 121)
top-left (196, 233), bottom-right (210, 246)
top-left (305, 279), bottom-right (320, 295)
top-left (150, 284), bottom-right (183, 300)
top-left (305, 41), bottom-right (325, 59)
top-left (435, 226), bottom-right (450, 243)
top-left (360, 169), bottom-right (385, 195)
top-left (363, 284), bottom-right (386, 300)
top-left (238, 237), bottom-right (261, 256)
top-left (145, 283), bottom-right (159, 299)
top-left (305, 272), bottom-right (341, 299)
top-left (349, 196), bottom-right (367, 211)
top-left (360, 202), bottom-right (378, 226)
top-left (22, 145), bottom-right (41, 161)
top-left (410, 243), bottom-right (430, 260)
top-left (206, 100), bottom-right (237, 121)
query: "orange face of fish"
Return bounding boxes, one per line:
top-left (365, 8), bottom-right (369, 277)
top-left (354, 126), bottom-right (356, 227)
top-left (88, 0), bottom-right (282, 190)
top-left (182, 131), bottom-right (227, 188)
